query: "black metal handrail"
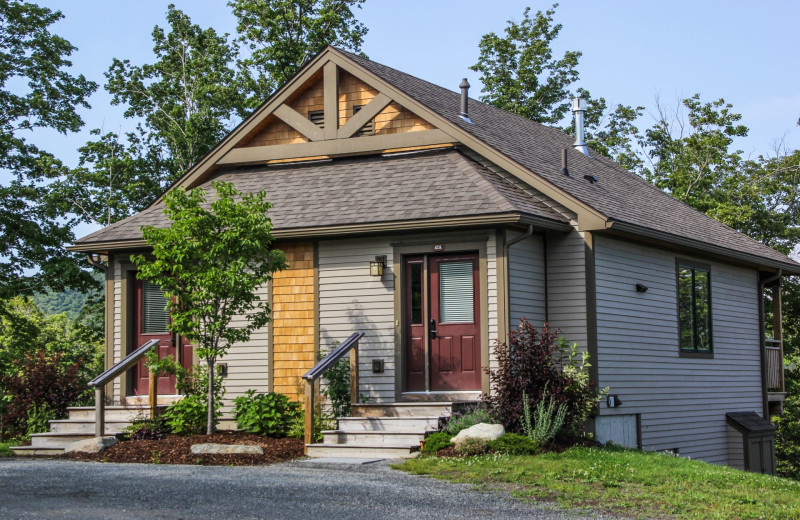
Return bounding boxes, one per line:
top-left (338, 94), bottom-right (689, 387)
top-left (88, 339), bottom-right (161, 437)
top-left (302, 332), bottom-right (364, 381)
top-left (88, 339), bottom-right (160, 388)
top-left (301, 332), bottom-right (364, 453)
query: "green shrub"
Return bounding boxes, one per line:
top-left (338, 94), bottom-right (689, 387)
top-left (456, 437), bottom-right (488, 456)
top-left (25, 403), bottom-right (57, 437)
top-left (775, 361), bottom-right (800, 480)
top-left (487, 433), bottom-right (540, 455)
top-left (521, 389), bottom-right (567, 446)
top-left (233, 390), bottom-right (301, 437)
top-left (422, 431), bottom-right (453, 453)
top-left (444, 407), bottom-right (494, 435)
top-left (0, 443), bottom-right (13, 457)
top-left (163, 394), bottom-right (211, 435)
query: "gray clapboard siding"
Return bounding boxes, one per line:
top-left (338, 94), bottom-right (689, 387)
top-left (112, 259), bottom-right (123, 401)
top-left (319, 237), bottom-right (396, 402)
top-left (594, 235), bottom-right (762, 466)
top-left (218, 282), bottom-right (270, 417)
top-left (546, 229), bottom-right (587, 349)
top-left (508, 233), bottom-right (546, 329)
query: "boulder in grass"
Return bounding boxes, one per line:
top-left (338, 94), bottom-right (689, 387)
top-left (190, 443), bottom-right (263, 455)
top-left (65, 436), bottom-right (118, 454)
top-left (451, 423), bottom-right (505, 450)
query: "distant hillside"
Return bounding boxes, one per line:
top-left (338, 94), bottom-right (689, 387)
top-left (33, 272), bottom-right (104, 320)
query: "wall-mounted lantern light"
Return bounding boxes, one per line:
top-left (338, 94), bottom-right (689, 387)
top-left (635, 283), bottom-right (648, 293)
top-left (370, 255), bottom-right (387, 277)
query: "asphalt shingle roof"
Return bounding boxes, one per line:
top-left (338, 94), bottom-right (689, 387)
top-left (341, 49), bottom-right (799, 271)
top-left (75, 149), bottom-right (568, 245)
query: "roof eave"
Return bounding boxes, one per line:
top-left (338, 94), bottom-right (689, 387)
top-left (67, 212), bottom-right (571, 254)
top-left (607, 221), bottom-right (800, 276)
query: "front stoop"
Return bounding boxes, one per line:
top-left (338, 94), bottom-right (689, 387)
top-left (305, 402), bottom-right (463, 459)
top-left (10, 405), bottom-right (146, 457)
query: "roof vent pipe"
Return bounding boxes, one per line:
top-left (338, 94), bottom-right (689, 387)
top-left (571, 97), bottom-right (590, 156)
top-left (459, 78), bottom-right (473, 124)
top-left (561, 148), bottom-right (569, 176)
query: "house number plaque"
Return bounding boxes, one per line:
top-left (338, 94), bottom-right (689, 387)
top-left (433, 244), bottom-right (445, 252)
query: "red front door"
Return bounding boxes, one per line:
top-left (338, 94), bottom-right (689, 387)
top-left (132, 279), bottom-right (190, 395)
top-left (404, 253), bottom-right (482, 392)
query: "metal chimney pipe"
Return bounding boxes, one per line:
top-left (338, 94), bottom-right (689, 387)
top-left (459, 78), bottom-right (473, 123)
top-left (571, 98), bottom-right (589, 156)
top-left (561, 148), bottom-right (569, 176)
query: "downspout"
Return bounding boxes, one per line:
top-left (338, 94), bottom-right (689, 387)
top-left (503, 225), bottom-right (534, 332)
top-left (758, 269), bottom-right (782, 418)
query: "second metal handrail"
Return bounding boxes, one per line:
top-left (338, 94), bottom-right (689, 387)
top-left (301, 332), bottom-right (364, 452)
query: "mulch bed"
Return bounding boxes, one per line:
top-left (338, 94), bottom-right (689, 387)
top-left (60, 431), bottom-right (304, 466)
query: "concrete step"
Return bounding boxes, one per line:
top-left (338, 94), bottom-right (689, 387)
top-left (66, 406), bottom-right (151, 422)
top-left (322, 430), bottom-right (426, 446)
top-left (350, 402), bottom-right (453, 418)
top-left (28, 431), bottom-right (122, 450)
top-left (306, 444), bottom-right (419, 459)
top-left (123, 395), bottom-right (183, 407)
top-left (10, 446), bottom-right (64, 458)
top-left (337, 416), bottom-right (441, 432)
top-left (48, 419), bottom-right (133, 434)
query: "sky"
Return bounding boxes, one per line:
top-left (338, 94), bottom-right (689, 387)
top-left (20, 0), bottom-right (800, 237)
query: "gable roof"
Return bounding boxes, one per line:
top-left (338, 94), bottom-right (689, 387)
top-left (71, 46), bottom-right (800, 274)
top-left (337, 49), bottom-right (799, 273)
top-left (73, 149), bottom-right (570, 247)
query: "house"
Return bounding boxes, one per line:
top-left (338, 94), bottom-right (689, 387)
top-left (60, 46), bottom-right (796, 468)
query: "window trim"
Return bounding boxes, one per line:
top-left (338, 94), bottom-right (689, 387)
top-left (675, 258), bottom-right (714, 358)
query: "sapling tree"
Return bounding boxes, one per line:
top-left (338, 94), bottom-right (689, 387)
top-left (133, 181), bottom-right (286, 434)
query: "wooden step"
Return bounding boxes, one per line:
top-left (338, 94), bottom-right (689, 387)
top-left (28, 431), bottom-right (123, 450)
top-left (350, 402), bottom-right (454, 418)
top-left (337, 416), bottom-right (441, 432)
top-left (10, 446), bottom-right (64, 458)
top-left (306, 444), bottom-right (419, 459)
top-left (322, 430), bottom-right (426, 446)
top-left (48, 419), bottom-right (133, 434)
top-left (67, 406), bottom-right (149, 422)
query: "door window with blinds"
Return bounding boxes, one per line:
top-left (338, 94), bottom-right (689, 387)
top-left (141, 280), bottom-right (170, 333)
top-left (439, 261), bottom-right (474, 323)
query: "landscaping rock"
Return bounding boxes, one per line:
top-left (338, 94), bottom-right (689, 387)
top-left (190, 443), bottom-right (264, 455)
top-left (64, 436), bottom-right (118, 454)
top-left (451, 423), bottom-right (504, 449)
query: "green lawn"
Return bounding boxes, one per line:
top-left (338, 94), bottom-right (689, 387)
top-left (394, 447), bottom-right (800, 519)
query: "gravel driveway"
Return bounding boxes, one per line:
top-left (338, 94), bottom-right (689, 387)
top-left (0, 458), bottom-right (611, 520)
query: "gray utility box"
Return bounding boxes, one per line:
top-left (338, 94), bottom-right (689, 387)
top-left (726, 411), bottom-right (776, 475)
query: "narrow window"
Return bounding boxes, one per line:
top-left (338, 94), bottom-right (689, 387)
top-left (308, 110), bottom-right (324, 129)
top-left (410, 262), bottom-right (423, 325)
top-left (142, 280), bottom-right (170, 334)
top-left (677, 262), bottom-right (712, 353)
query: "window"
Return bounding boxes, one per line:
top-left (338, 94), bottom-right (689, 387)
top-left (439, 261), bottom-right (474, 323)
top-left (142, 280), bottom-right (169, 334)
top-left (677, 261), bottom-right (712, 354)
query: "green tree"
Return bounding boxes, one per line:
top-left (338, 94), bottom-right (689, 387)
top-left (133, 181), bottom-right (286, 434)
top-left (471, 4), bottom-right (643, 167)
top-left (0, 0), bottom-right (97, 296)
top-left (104, 5), bottom-right (242, 180)
top-left (229, 0), bottom-right (368, 112)
top-left (470, 4), bottom-right (580, 125)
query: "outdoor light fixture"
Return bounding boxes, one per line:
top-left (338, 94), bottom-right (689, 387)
top-left (370, 255), bottom-right (386, 277)
top-left (635, 283), bottom-right (649, 293)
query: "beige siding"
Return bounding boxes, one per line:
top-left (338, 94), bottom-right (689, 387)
top-left (219, 282), bottom-right (270, 416)
top-left (487, 233), bottom-right (499, 371)
top-left (546, 229), bottom-right (588, 349)
top-left (508, 233), bottom-right (546, 328)
top-left (594, 235), bottom-right (763, 466)
top-left (318, 238), bottom-right (396, 402)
